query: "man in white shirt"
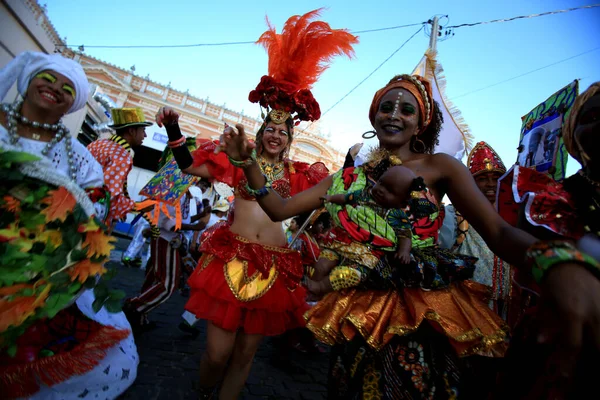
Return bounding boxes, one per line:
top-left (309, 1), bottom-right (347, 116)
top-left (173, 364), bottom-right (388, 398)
top-left (179, 199), bottom-right (230, 337)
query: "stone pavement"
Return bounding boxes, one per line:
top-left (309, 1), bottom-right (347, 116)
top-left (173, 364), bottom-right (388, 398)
top-left (109, 237), bottom-right (330, 400)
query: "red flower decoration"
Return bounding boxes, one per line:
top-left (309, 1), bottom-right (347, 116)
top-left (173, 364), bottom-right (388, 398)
top-left (293, 89), bottom-right (321, 121)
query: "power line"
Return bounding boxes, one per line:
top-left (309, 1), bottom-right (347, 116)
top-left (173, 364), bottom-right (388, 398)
top-left (56, 22), bottom-right (428, 50)
top-left (54, 4), bottom-right (599, 50)
top-left (351, 21), bottom-right (427, 34)
top-left (297, 25), bottom-right (425, 137)
top-left (448, 3), bottom-right (600, 29)
top-left (322, 25), bottom-right (424, 117)
top-left (451, 46), bottom-right (600, 100)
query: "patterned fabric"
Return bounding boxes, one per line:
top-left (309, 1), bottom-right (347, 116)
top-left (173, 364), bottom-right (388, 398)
top-left (443, 205), bottom-right (513, 319)
top-left (322, 167), bottom-right (475, 290)
top-left (467, 141), bottom-right (506, 177)
top-left (127, 237), bottom-right (181, 315)
top-left (497, 165), bottom-right (583, 239)
top-left (343, 188), bottom-right (414, 240)
top-left (87, 136), bottom-right (135, 223)
top-left (525, 240), bottom-right (600, 284)
top-left (328, 325), bottom-right (469, 400)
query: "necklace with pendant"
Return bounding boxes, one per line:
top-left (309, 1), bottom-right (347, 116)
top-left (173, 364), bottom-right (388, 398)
top-left (258, 156), bottom-right (285, 181)
top-left (2, 101), bottom-right (77, 181)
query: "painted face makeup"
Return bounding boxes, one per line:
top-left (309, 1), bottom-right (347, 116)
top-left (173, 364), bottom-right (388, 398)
top-left (35, 72), bottom-right (76, 98)
top-left (391, 92), bottom-right (403, 120)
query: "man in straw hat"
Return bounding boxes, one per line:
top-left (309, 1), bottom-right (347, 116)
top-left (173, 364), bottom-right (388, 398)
top-left (87, 107), bottom-right (152, 229)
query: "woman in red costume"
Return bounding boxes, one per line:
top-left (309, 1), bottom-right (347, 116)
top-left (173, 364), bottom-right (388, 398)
top-left (156, 10), bottom-right (357, 399)
top-left (221, 73), bottom-right (600, 399)
top-left (495, 82), bottom-right (600, 399)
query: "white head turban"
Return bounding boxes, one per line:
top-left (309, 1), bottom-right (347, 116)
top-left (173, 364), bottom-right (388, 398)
top-left (0, 51), bottom-right (90, 114)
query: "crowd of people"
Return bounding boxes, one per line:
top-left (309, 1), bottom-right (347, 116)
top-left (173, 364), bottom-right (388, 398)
top-left (1, 8), bottom-right (599, 400)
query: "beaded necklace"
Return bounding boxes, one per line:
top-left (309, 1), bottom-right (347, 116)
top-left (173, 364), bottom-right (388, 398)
top-left (2, 101), bottom-right (77, 181)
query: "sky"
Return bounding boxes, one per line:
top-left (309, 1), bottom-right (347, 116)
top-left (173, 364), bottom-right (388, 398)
top-left (45, 0), bottom-right (600, 176)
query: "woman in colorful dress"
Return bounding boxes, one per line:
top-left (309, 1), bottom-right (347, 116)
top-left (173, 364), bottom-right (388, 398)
top-left (221, 73), bottom-right (600, 399)
top-left (157, 10), bottom-right (357, 399)
top-left (495, 81), bottom-right (600, 399)
top-left (0, 51), bottom-right (138, 399)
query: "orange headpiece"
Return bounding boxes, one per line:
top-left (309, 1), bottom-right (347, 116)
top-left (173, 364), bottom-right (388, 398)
top-left (467, 141), bottom-right (506, 177)
top-left (248, 9), bottom-right (358, 124)
top-left (369, 74), bottom-right (434, 133)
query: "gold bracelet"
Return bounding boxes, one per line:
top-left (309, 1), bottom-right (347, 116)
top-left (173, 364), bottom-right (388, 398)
top-left (329, 266), bottom-right (362, 291)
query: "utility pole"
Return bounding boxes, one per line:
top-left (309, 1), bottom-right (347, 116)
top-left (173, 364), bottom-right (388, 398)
top-left (428, 16), bottom-right (440, 53)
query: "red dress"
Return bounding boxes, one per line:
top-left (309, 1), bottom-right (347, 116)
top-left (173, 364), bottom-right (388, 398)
top-left (184, 141), bottom-right (329, 335)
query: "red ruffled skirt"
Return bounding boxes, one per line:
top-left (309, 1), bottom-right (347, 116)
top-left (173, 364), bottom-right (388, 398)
top-left (185, 223), bottom-right (309, 336)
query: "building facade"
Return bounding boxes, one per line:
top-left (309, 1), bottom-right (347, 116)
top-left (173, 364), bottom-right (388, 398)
top-left (2, 0), bottom-right (346, 200)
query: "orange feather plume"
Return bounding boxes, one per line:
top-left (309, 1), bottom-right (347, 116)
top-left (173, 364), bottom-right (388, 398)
top-left (257, 9), bottom-right (358, 94)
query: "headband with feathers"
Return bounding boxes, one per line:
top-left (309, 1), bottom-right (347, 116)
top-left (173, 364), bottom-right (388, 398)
top-left (248, 9), bottom-right (358, 124)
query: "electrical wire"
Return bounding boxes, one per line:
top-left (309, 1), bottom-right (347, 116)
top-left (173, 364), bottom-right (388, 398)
top-left (54, 4), bottom-right (599, 49)
top-left (448, 3), bottom-right (600, 29)
top-left (451, 46), bottom-right (600, 100)
top-left (297, 25), bottom-right (425, 137)
top-left (55, 22), bottom-right (428, 49)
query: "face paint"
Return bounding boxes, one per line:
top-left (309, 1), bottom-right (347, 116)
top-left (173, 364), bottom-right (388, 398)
top-left (391, 92), bottom-right (403, 119)
top-left (62, 84), bottom-right (76, 98)
top-left (35, 72), bottom-right (57, 83)
top-left (35, 71), bottom-right (76, 98)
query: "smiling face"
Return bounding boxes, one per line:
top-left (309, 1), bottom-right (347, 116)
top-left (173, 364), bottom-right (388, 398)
top-left (574, 92), bottom-right (600, 167)
top-left (373, 88), bottom-right (420, 150)
top-left (260, 121), bottom-right (290, 159)
top-left (474, 171), bottom-right (503, 204)
top-left (25, 70), bottom-right (75, 120)
top-left (370, 165), bottom-right (416, 209)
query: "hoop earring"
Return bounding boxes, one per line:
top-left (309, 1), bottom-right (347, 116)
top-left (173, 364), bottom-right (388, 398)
top-left (410, 136), bottom-right (426, 153)
top-left (362, 130), bottom-right (376, 139)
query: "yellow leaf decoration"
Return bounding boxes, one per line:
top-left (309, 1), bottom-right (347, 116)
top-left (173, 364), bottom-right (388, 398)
top-left (82, 230), bottom-right (115, 257)
top-left (36, 229), bottom-right (63, 249)
top-left (78, 219), bottom-right (101, 233)
top-left (0, 223), bottom-right (32, 252)
top-left (2, 195), bottom-right (21, 213)
top-left (0, 223), bottom-right (21, 242)
top-left (0, 284), bottom-right (51, 332)
top-left (41, 187), bottom-right (76, 222)
top-left (68, 259), bottom-right (106, 283)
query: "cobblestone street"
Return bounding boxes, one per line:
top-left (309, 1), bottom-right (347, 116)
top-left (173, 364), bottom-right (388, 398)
top-left (109, 237), bottom-right (329, 400)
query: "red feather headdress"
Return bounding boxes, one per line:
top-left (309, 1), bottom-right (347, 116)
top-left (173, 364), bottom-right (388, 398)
top-left (248, 9), bottom-right (358, 124)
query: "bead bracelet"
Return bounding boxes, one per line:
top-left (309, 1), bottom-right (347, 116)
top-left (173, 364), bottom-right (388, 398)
top-left (245, 175), bottom-right (272, 198)
top-left (526, 241), bottom-right (600, 283)
top-left (228, 148), bottom-right (257, 168)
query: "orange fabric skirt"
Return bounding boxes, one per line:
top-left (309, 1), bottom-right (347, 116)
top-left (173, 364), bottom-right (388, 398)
top-left (305, 280), bottom-right (508, 357)
top-left (185, 224), bottom-right (309, 336)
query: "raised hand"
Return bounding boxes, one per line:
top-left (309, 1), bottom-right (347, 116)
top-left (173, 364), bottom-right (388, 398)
top-left (155, 106), bottom-right (180, 127)
top-left (218, 123), bottom-right (256, 159)
top-left (349, 142), bottom-right (363, 159)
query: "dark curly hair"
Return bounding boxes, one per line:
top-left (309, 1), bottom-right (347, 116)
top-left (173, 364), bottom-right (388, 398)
top-left (254, 113), bottom-right (295, 160)
top-left (410, 99), bottom-right (443, 154)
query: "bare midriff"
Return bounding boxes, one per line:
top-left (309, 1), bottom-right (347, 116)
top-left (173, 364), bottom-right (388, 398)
top-left (228, 196), bottom-right (286, 247)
